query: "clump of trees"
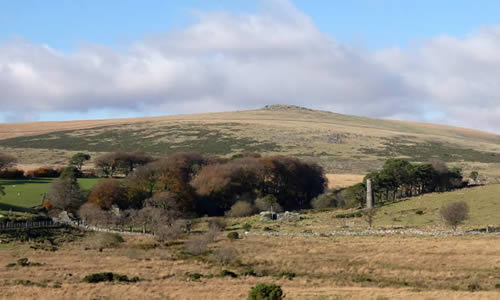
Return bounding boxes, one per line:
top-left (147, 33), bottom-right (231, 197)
top-left (339, 159), bottom-right (466, 207)
top-left (95, 152), bottom-right (153, 177)
top-left (68, 152), bottom-right (327, 239)
top-left (192, 155), bottom-right (327, 215)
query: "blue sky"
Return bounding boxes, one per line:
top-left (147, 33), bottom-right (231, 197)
top-left (1, 0), bottom-right (500, 132)
top-left (2, 0), bottom-right (499, 51)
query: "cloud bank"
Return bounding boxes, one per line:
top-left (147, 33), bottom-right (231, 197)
top-left (1, 0), bottom-right (500, 132)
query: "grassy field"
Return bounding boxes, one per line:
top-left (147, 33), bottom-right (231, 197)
top-left (0, 178), bottom-right (100, 212)
top-left (2, 227), bottom-right (500, 299)
top-left (374, 184), bottom-right (500, 228)
top-left (2, 105), bottom-right (500, 177)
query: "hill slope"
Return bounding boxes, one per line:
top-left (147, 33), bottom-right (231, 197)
top-left (1, 105), bottom-right (500, 178)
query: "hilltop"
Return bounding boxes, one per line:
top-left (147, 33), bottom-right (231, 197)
top-left (1, 105), bottom-right (500, 179)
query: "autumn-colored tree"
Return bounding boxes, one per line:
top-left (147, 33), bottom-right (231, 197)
top-left (88, 179), bottom-right (128, 209)
top-left (191, 157), bottom-right (262, 215)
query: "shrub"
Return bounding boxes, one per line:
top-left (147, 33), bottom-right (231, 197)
top-left (255, 196), bottom-right (283, 213)
top-left (214, 247), bottom-right (238, 265)
top-left (311, 193), bottom-right (336, 209)
top-left (83, 232), bottom-right (125, 250)
top-left (185, 237), bottom-right (210, 256)
top-left (247, 283), bottom-right (283, 300)
top-left (186, 272), bottom-right (204, 281)
top-left (242, 223), bottom-right (252, 231)
top-left (227, 232), bottom-right (239, 240)
top-left (335, 212), bottom-right (362, 218)
top-left (219, 270), bottom-right (238, 278)
top-left (467, 283), bottom-right (481, 292)
top-left (276, 271), bottom-right (296, 280)
top-left (208, 218), bottom-right (227, 231)
top-left (155, 219), bottom-right (188, 242)
top-left (241, 269), bottom-right (258, 277)
top-left (440, 201), bottom-right (469, 230)
top-left (226, 201), bottom-right (255, 217)
top-left (83, 272), bottom-right (140, 283)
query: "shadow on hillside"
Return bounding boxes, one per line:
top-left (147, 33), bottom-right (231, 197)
top-left (0, 202), bottom-right (37, 214)
top-left (0, 178), bottom-right (54, 186)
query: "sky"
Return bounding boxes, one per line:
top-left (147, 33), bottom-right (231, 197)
top-left (1, 0), bottom-right (500, 133)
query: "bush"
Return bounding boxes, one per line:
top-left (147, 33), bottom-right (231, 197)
top-left (227, 232), bottom-right (239, 240)
top-left (335, 212), bottom-right (362, 218)
top-left (155, 219), bottom-right (188, 242)
top-left (242, 223), bottom-right (252, 231)
top-left (208, 218), bottom-right (227, 231)
top-left (311, 193), bottom-right (336, 209)
top-left (83, 272), bottom-right (140, 283)
top-left (219, 270), bottom-right (238, 278)
top-left (226, 201), bottom-right (255, 217)
top-left (248, 283), bottom-right (283, 300)
top-left (276, 271), bottom-right (296, 280)
top-left (214, 247), bottom-right (238, 265)
top-left (255, 196), bottom-right (283, 213)
top-left (83, 232), bottom-right (125, 250)
top-left (185, 237), bottom-right (210, 256)
top-left (440, 201), bottom-right (469, 230)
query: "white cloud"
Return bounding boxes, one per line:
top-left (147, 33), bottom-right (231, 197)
top-left (0, 0), bottom-right (499, 133)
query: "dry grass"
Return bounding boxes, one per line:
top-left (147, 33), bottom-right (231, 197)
top-left (2, 231), bottom-right (500, 299)
top-left (326, 174), bottom-right (364, 189)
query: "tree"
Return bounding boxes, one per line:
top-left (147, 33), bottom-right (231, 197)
top-left (48, 178), bottom-right (85, 212)
top-left (440, 201), bottom-right (469, 231)
top-left (95, 153), bottom-right (120, 177)
top-left (261, 195), bottom-right (278, 213)
top-left (0, 153), bottom-right (16, 170)
top-left (78, 202), bottom-right (110, 226)
top-left (70, 153), bottom-right (91, 171)
top-left (60, 166), bottom-right (82, 180)
top-left (115, 152), bottom-right (153, 176)
top-left (88, 179), bottom-right (128, 209)
top-left (469, 171), bottom-right (479, 183)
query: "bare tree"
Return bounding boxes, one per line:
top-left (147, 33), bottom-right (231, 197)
top-left (362, 208), bottom-right (377, 228)
top-left (440, 201), bottom-right (469, 231)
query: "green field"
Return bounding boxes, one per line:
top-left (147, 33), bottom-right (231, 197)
top-left (374, 184), bottom-right (500, 227)
top-left (0, 178), bottom-right (100, 213)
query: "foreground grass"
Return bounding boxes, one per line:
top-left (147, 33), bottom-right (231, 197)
top-left (0, 178), bottom-right (100, 210)
top-left (1, 228), bottom-right (500, 299)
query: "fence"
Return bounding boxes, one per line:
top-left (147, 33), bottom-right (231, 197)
top-left (0, 220), bottom-right (57, 230)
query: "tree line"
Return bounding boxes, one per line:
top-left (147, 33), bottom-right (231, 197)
top-left (341, 158), bottom-right (468, 207)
